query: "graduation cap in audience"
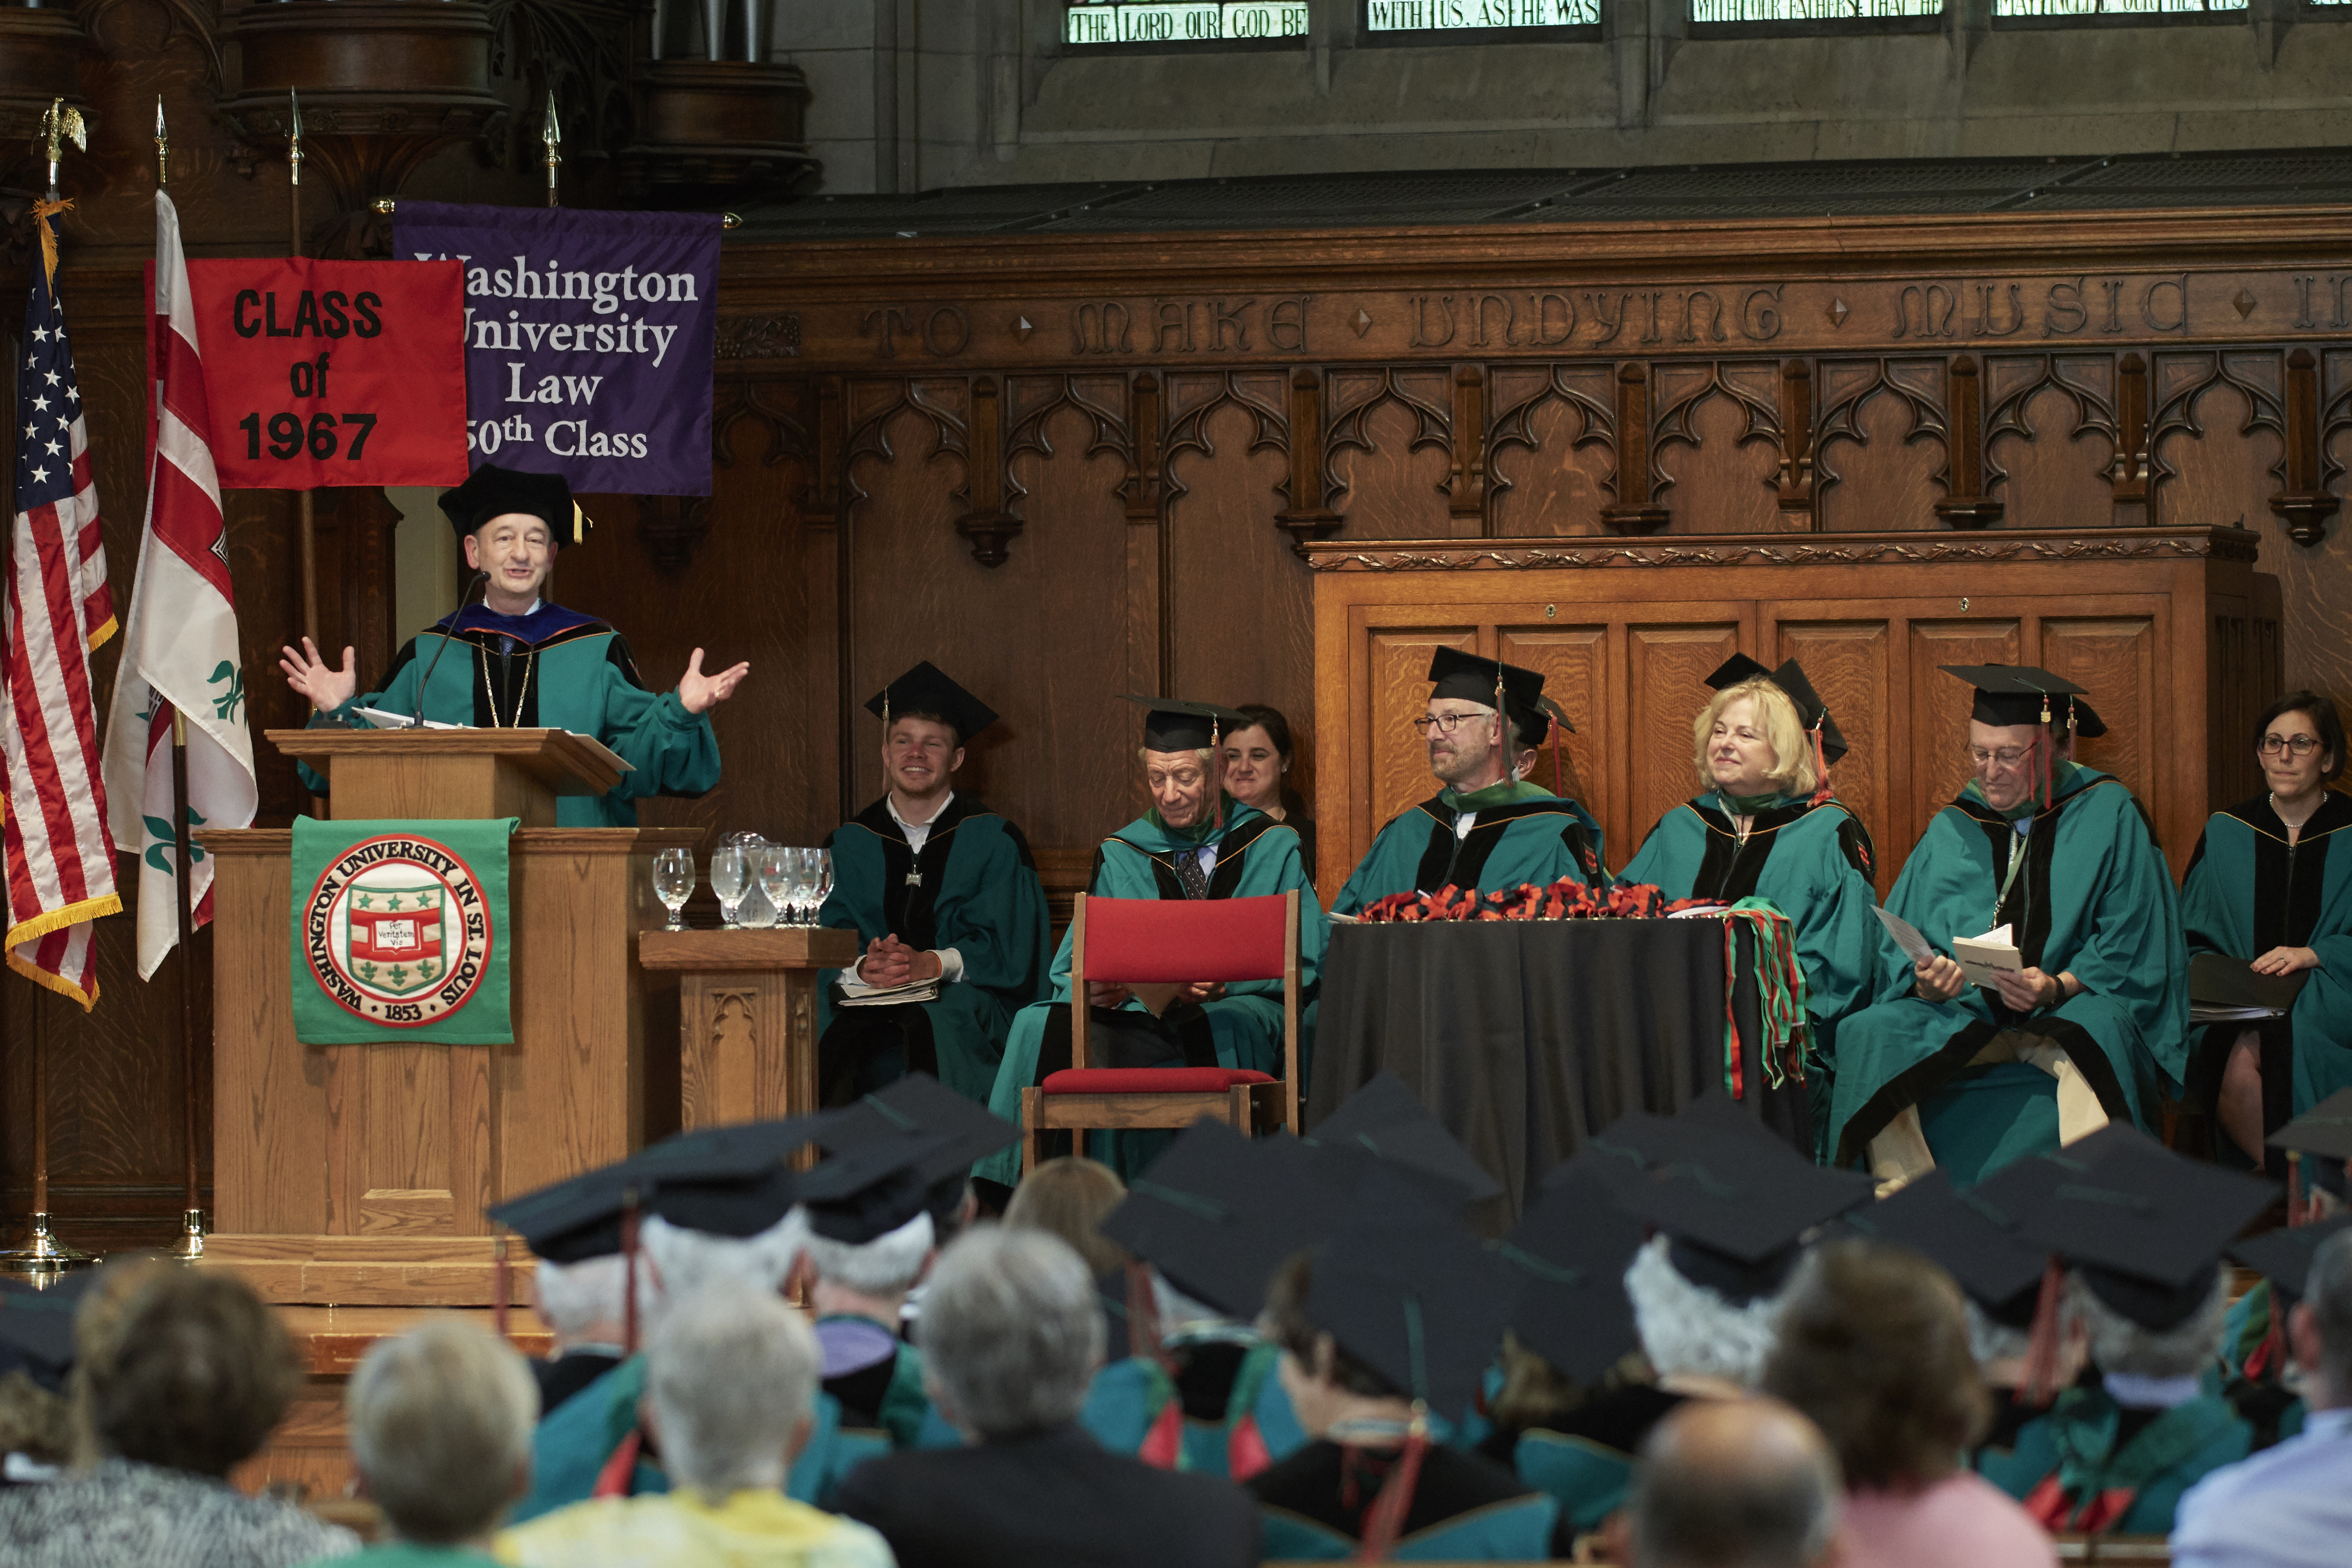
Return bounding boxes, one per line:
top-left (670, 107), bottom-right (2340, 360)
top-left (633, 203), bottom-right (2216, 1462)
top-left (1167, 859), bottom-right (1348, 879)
top-left (1584, 1103), bottom-right (1873, 1303)
top-left (1304, 1073), bottom-right (1504, 1210)
top-left (819, 1071), bottom-right (1021, 1229)
top-left (2228, 1213), bottom-right (2352, 1310)
top-left (1121, 695), bottom-right (1252, 753)
top-left (1500, 1163), bottom-right (1648, 1383)
top-left (868, 662), bottom-right (999, 746)
top-left (1978, 1123), bottom-right (2274, 1331)
top-left (1100, 1119), bottom-right (1358, 1320)
top-left (1843, 1169), bottom-right (2050, 1330)
top-left (2269, 1087), bottom-right (2352, 1164)
top-left (1707, 655), bottom-right (1850, 768)
top-left (1427, 648), bottom-right (1557, 747)
top-left (1940, 664), bottom-right (2107, 740)
top-left (1306, 1216), bottom-right (1516, 1420)
top-left (0, 1269), bottom-right (104, 1393)
top-left (795, 1132), bottom-right (958, 1245)
top-left (489, 1128), bottom-right (807, 1257)
top-left (437, 463), bottom-right (588, 547)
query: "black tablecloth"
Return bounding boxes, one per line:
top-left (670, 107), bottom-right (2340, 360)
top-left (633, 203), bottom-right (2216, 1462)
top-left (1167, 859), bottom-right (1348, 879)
top-left (1306, 918), bottom-right (1809, 1219)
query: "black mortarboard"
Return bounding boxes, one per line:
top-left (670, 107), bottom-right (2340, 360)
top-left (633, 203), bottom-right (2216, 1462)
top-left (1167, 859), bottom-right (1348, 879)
top-left (818, 1072), bottom-right (1021, 1229)
top-left (2228, 1214), bottom-right (2352, 1310)
top-left (0, 1269), bottom-right (103, 1393)
top-left (795, 1133), bottom-right (957, 1244)
top-left (1706, 655), bottom-right (1850, 767)
top-left (438, 464), bottom-right (585, 546)
top-left (1427, 649), bottom-right (1552, 746)
top-left (1305, 1217), bottom-right (1515, 1416)
top-left (2270, 1087), bottom-right (2352, 1163)
top-left (1586, 1103), bottom-right (1872, 1302)
top-left (866, 662), bottom-right (999, 746)
top-left (1941, 665), bottom-right (2107, 739)
top-left (1976, 1124), bottom-right (2274, 1330)
top-left (1305, 1073), bottom-right (1504, 1209)
top-left (488, 1129), bottom-right (808, 1257)
top-left (1099, 1120), bottom-right (1357, 1319)
top-left (486, 1165), bottom-right (636, 1263)
top-left (1121, 695), bottom-right (1251, 753)
top-left (1501, 1165), bottom-right (1647, 1382)
top-left (1845, 1169), bottom-right (2049, 1328)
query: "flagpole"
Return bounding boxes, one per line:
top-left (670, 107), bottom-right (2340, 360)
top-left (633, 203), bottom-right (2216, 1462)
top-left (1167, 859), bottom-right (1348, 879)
top-left (167, 709), bottom-right (204, 1259)
top-left (289, 89), bottom-right (319, 646)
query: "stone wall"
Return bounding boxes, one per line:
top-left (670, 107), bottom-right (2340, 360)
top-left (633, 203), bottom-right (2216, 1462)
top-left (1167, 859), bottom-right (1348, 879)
top-left (771, 0), bottom-right (2352, 194)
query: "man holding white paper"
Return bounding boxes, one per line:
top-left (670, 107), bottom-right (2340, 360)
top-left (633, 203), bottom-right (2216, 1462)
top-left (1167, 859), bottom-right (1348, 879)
top-left (1830, 666), bottom-right (2188, 1190)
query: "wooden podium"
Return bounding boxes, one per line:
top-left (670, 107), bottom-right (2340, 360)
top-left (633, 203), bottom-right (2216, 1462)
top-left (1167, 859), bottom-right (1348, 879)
top-left (639, 925), bottom-right (860, 1136)
top-left (200, 730), bottom-right (696, 1305)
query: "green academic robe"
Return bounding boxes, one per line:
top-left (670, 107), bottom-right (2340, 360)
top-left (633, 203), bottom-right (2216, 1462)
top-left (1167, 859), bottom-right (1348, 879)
top-left (976, 803), bottom-right (1326, 1187)
top-left (509, 1353), bottom-right (885, 1524)
top-left (1251, 1442), bottom-right (1563, 1561)
top-left (303, 603), bottom-right (719, 828)
top-left (815, 795), bottom-right (1053, 1107)
top-left (1827, 766), bottom-right (2188, 1182)
top-left (1080, 1341), bottom-right (1309, 1479)
top-left (1976, 1386), bottom-right (2250, 1535)
top-left (2179, 792), bottom-right (2352, 1144)
top-left (1511, 1431), bottom-right (1636, 1535)
top-left (1619, 792), bottom-right (1887, 1063)
top-left (1331, 781), bottom-right (1608, 916)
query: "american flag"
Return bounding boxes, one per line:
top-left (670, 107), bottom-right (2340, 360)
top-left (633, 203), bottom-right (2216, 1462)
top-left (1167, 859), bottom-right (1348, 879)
top-left (4, 211), bottom-right (120, 1008)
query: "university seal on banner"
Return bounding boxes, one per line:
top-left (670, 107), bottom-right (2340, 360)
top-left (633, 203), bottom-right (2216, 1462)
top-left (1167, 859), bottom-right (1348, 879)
top-left (301, 833), bottom-right (494, 1026)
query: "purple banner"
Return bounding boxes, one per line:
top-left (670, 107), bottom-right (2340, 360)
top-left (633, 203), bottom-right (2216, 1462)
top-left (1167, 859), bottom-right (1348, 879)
top-left (392, 202), bottom-right (718, 497)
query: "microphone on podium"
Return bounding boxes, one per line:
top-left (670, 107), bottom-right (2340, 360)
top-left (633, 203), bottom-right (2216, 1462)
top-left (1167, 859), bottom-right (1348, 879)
top-left (410, 569), bottom-right (490, 728)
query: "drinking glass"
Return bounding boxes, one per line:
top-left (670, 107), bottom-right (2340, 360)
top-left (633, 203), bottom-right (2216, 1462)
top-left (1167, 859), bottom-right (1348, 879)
top-left (758, 845), bottom-right (794, 926)
top-left (652, 847), bottom-right (695, 931)
top-left (710, 844), bottom-right (749, 927)
top-left (813, 848), bottom-right (835, 914)
top-left (788, 846), bottom-right (820, 926)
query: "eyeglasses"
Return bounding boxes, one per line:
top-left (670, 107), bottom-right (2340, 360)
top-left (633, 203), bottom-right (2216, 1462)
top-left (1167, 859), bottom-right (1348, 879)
top-left (1411, 713), bottom-right (1491, 736)
top-left (1965, 745), bottom-right (2036, 769)
top-left (2259, 735), bottom-right (2322, 757)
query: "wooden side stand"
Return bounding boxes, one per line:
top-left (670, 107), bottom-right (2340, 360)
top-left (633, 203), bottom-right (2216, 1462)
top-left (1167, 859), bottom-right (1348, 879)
top-left (638, 926), bottom-right (860, 1135)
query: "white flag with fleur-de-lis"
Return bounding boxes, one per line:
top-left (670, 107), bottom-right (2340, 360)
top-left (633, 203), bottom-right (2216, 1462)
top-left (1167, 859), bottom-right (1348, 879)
top-left (99, 192), bottom-right (257, 978)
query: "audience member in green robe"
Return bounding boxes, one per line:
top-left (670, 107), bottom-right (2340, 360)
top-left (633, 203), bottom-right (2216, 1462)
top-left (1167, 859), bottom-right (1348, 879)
top-left (816, 663), bottom-right (1052, 1108)
top-left (1966, 1125), bottom-right (2270, 1534)
top-left (1332, 649), bottom-right (1606, 916)
top-left (785, 1134), bottom-right (954, 1452)
top-left (1620, 655), bottom-right (1887, 1153)
top-left (977, 697), bottom-right (1325, 1188)
top-left (1249, 1223), bottom-right (1564, 1560)
top-left (1829, 666), bottom-right (2188, 1187)
top-left (279, 465), bottom-right (745, 827)
top-left (2180, 691), bottom-right (2352, 1174)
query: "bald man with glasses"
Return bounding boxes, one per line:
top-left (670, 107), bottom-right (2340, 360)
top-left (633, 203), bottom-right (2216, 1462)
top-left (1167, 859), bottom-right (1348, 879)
top-left (1827, 665), bottom-right (2188, 1192)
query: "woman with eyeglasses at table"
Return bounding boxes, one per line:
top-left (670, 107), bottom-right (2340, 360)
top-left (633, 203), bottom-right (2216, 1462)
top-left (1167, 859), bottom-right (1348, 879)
top-left (2179, 691), bottom-right (2352, 1173)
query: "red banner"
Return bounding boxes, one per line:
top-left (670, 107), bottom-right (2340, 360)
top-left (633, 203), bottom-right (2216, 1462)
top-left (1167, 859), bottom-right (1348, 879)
top-left (185, 259), bottom-right (469, 490)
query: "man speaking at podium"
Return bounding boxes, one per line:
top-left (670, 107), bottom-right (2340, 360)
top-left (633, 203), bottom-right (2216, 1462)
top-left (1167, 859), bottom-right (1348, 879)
top-left (277, 464), bottom-right (748, 827)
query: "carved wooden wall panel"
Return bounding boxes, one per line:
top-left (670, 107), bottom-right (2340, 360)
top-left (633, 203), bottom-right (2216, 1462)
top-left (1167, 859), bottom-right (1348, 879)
top-left (1494, 626), bottom-right (1608, 826)
top-left (1773, 620), bottom-right (1892, 863)
top-left (1815, 362), bottom-right (1948, 533)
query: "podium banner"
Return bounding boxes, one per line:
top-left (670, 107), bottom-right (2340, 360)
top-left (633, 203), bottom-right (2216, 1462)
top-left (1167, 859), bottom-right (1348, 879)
top-left (290, 816), bottom-right (515, 1045)
top-left (391, 200), bottom-right (720, 496)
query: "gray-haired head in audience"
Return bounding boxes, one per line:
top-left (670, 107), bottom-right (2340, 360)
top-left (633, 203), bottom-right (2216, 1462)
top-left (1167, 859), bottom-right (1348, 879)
top-left (348, 1317), bottom-right (539, 1545)
top-left (1624, 1236), bottom-right (1795, 1390)
top-left (1630, 1397), bottom-right (1841, 1568)
top-left (645, 1285), bottom-right (822, 1499)
top-left (917, 1225), bottom-right (1104, 1440)
top-left (2067, 1265), bottom-right (2233, 1381)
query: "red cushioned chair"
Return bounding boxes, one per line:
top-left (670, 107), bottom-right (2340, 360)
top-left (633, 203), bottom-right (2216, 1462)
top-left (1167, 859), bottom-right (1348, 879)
top-left (1020, 890), bottom-right (1301, 1175)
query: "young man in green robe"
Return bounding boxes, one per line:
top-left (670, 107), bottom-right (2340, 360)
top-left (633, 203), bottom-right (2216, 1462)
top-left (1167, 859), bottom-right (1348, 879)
top-left (816, 663), bottom-right (1052, 1108)
top-left (1967, 1127), bottom-right (2267, 1536)
top-left (977, 697), bottom-right (1326, 1189)
top-left (1829, 667), bottom-right (2189, 1188)
top-left (1619, 655), bottom-right (1886, 1153)
top-left (1332, 649), bottom-right (1606, 916)
top-left (277, 464), bottom-right (747, 828)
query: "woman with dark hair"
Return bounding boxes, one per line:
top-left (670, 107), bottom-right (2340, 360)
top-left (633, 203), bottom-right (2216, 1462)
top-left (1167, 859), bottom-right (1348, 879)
top-left (2181, 690), bottom-right (2352, 1170)
top-left (1221, 704), bottom-right (1316, 887)
top-left (1762, 1239), bottom-right (2054, 1568)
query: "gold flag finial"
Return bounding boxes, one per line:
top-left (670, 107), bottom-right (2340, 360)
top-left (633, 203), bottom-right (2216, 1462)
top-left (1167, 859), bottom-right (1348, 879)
top-left (541, 91), bottom-right (562, 207)
top-left (35, 98), bottom-right (87, 202)
top-left (155, 95), bottom-right (169, 188)
top-left (288, 87), bottom-right (304, 187)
